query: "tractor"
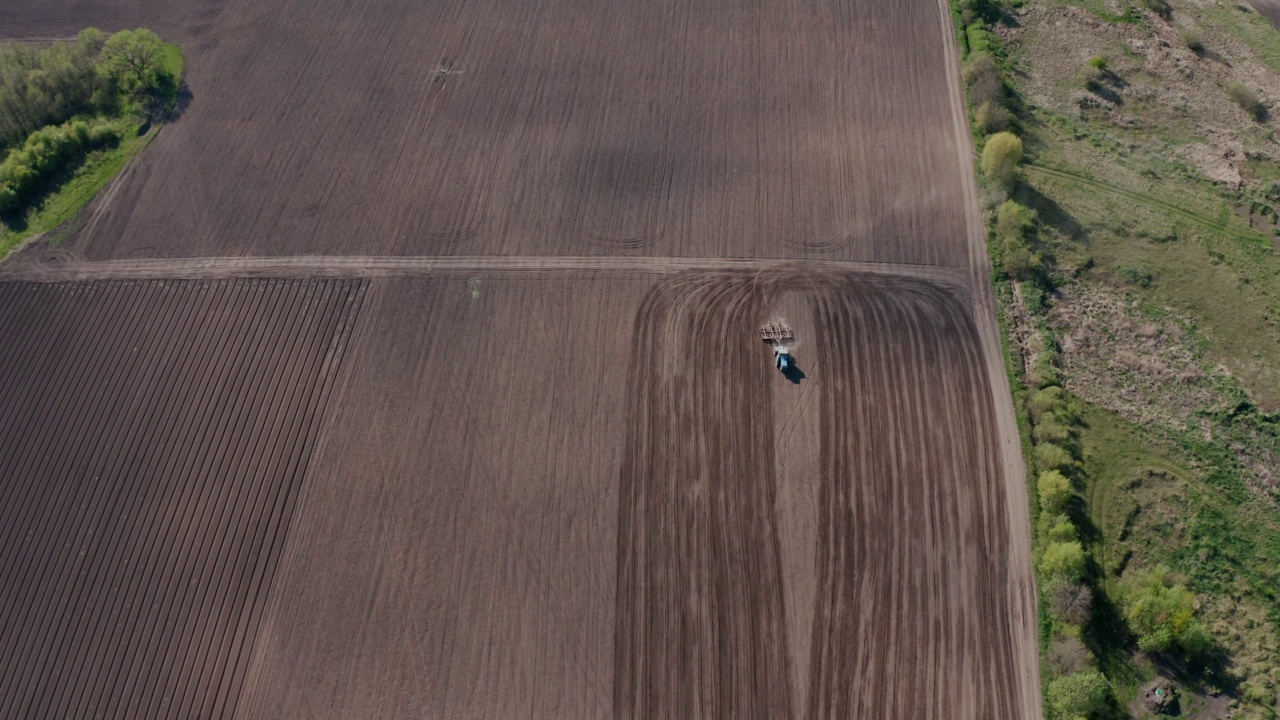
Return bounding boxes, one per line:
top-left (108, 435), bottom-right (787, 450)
top-left (759, 323), bottom-right (795, 373)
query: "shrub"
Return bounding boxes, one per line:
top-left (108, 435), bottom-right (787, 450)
top-left (974, 99), bottom-right (1011, 134)
top-left (1042, 541), bottom-right (1087, 582)
top-left (963, 53), bottom-right (1004, 107)
top-left (0, 118), bottom-right (119, 213)
top-left (1028, 385), bottom-right (1066, 423)
top-left (1118, 567), bottom-right (1205, 655)
top-left (1047, 635), bottom-right (1094, 675)
top-left (1047, 670), bottom-right (1110, 717)
top-left (1088, 55), bottom-right (1107, 71)
top-left (1030, 348), bottom-right (1060, 389)
top-left (982, 131), bottom-right (1023, 187)
top-left (1049, 582), bottom-right (1094, 625)
top-left (1038, 470), bottom-right (1075, 514)
top-left (1140, 0), bottom-right (1171, 19)
top-left (1047, 516), bottom-right (1078, 544)
top-left (1034, 418), bottom-right (1072, 443)
top-left (995, 200), bottom-right (1039, 278)
top-left (1035, 442), bottom-right (1074, 472)
top-left (1119, 265), bottom-right (1153, 288)
top-left (1182, 29), bottom-right (1203, 53)
top-left (1227, 81), bottom-right (1266, 121)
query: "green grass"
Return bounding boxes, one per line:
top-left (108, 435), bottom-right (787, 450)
top-left (1079, 402), bottom-right (1280, 700)
top-left (0, 122), bottom-right (153, 259)
top-left (1016, 106), bottom-right (1280, 411)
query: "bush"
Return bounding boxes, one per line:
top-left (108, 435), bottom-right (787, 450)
top-left (1088, 55), bottom-right (1107, 71)
top-left (0, 118), bottom-right (119, 213)
top-left (982, 131), bottom-right (1023, 187)
top-left (1141, 0), bottom-right (1171, 19)
top-left (1227, 81), bottom-right (1266, 121)
top-left (1038, 470), bottom-right (1075, 514)
top-left (1029, 385), bottom-right (1067, 423)
top-left (1047, 635), bottom-right (1094, 675)
top-left (1118, 567), bottom-right (1206, 655)
top-left (1182, 29), bottom-right (1204, 53)
top-left (1119, 265), bottom-right (1153, 288)
top-left (1047, 670), bottom-right (1110, 717)
top-left (963, 53), bottom-right (1005, 107)
top-left (1042, 541), bottom-right (1088, 582)
top-left (1047, 515), bottom-right (1078, 544)
top-left (1035, 442), bottom-right (1074, 472)
top-left (974, 99), bottom-right (1011, 134)
top-left (1049, 582), bottom-right (1094, 625)
top-left (1034, 418), bottom-right (1072, 443)
top-left (995, 199), bottom-right (1039, 278)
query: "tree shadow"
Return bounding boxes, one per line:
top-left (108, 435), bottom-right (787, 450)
top-left (1013, 181), bottom-right (1084, 242)
top-left (1150, 645), bottom-right (1241, 698)
top-left (167, 82), bottom-right (194, 122)
top-left (1083, 589), bottom-right (1134, 678)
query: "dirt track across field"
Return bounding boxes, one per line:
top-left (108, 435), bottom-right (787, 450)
top-left (0, 279), bottom-right (364, 719)
top-left (0, 251), bottom-right (966, 287)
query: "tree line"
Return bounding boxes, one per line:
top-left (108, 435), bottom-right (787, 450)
top-left (0, 28), bottom-right (182, 217)
top-left (0, 28), bottom-right (183, 154)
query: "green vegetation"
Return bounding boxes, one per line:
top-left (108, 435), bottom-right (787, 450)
top-left (982, 130), bottom-right (1024, 188)
top-left (954, 0), bottom-right (1280, 716)
top-left (1227, 80), bottom-right (1266, 122)
top-left (0, 28), bottom-right (182, 258)
top-left (1048, 669), bottom-right (1111, 717)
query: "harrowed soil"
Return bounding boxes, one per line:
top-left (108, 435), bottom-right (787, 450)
top-left (0, 0), bottom-right (1042, 717)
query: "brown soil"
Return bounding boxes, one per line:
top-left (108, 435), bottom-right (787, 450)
top-left (232, 272), bottom-right (1032, 719)
top-left (0, 278), bottom-right (365, 719)
top-left (1251, 0), bottom-right (1280, 31)
top-left (7, 0), bottom-right (970, 266)
top-left (0, 0), bottom-right (1043, 717)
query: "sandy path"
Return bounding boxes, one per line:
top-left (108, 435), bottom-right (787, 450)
top-left (0, 253), bottom-right (966, 286)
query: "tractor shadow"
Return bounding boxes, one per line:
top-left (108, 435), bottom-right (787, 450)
top-left (780, 361), bottom-right (807, 385)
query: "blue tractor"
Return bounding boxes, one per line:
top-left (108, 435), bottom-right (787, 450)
top-left (760, 323), bottom-right (795, 374)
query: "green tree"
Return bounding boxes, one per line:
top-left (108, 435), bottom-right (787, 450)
top-left (1038, 470), bottom-right (1074, 514)
top-left (982, 131), bottom-right (1023, 187)
top-left (1047, 670), bottom-right (1110, 717)
top-left (1042, 541), bottom-right (1087, 582)
top-left (1035, 442), bottom-right (1074, 472)
top-left (97, 29), bottom-right (183, 113)
top-left (1119, 567), bottom-right (1203, 655)
top-left (1046, 516), bottom-right (1077, 544)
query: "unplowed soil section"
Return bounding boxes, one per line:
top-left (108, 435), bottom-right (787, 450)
top-left (0, 279), bottom-right (365, 720)
top-left (232, 272), bottom-right (1034, 719)
top-left (6, 0), bottom-right (968, 265)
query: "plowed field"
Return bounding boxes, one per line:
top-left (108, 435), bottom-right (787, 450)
top-left (7, 0), bottom-right (969, 265)
top-left (222, 271), bottom-right (1036, 720)
top-left (0, 0), bottom-right (1041, 717)
top-left (0, 278), bottom-right (365, 719)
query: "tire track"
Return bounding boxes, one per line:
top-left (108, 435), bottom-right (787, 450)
top-left (617, 271), bottom-right (1032, 720)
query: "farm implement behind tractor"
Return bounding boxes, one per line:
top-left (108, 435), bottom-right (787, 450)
top-left (760, 322), bottom-right (795, 372)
